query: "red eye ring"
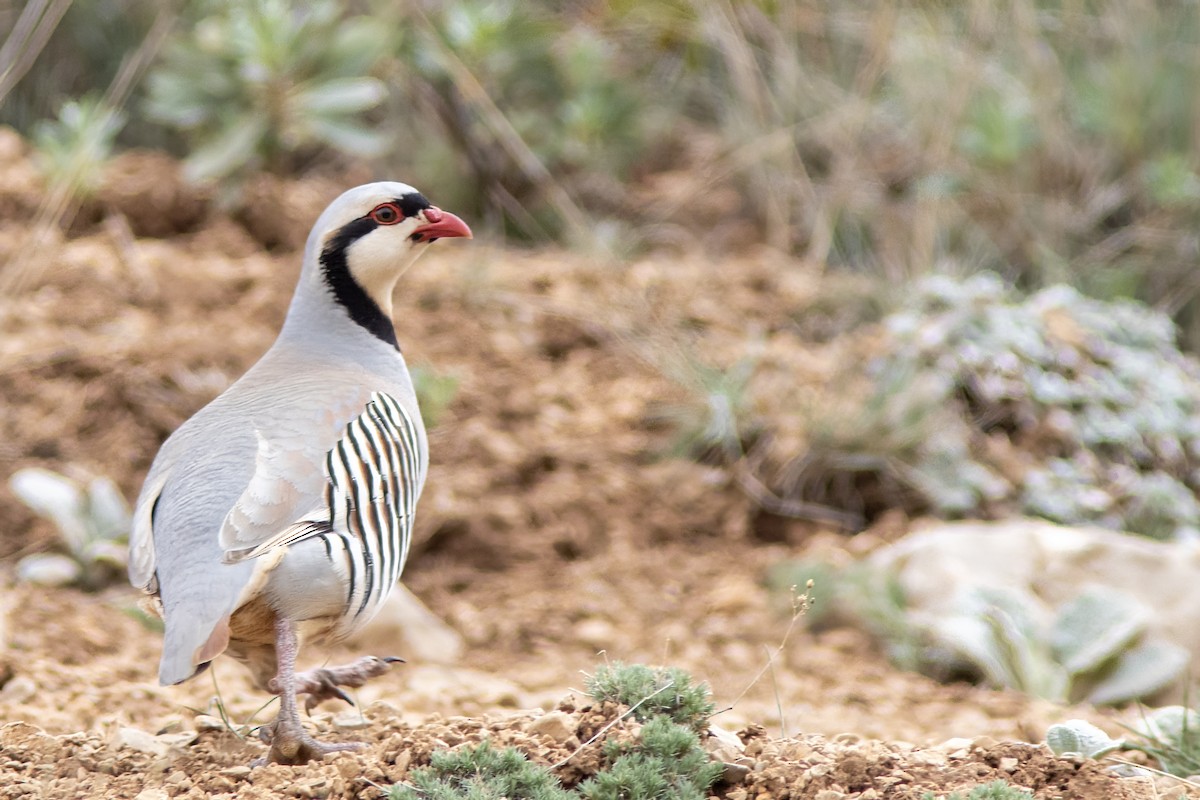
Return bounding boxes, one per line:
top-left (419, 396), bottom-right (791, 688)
top-left (370, 203), bottom-right (402, 225)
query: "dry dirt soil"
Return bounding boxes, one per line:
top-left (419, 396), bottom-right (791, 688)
top-left (0, 134), bottom-right (1174, 799)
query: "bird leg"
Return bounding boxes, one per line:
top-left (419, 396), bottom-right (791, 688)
top-left (262, 616), bottom-right (361, 765)
top-left (290, 655), bottom-right (404, 713)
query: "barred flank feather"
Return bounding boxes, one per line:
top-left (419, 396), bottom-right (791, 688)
top-left (320, 392), bottom-right (426, 621)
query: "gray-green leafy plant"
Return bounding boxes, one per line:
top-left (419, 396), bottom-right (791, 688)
top-left (10, 467), bottom-right (131, 589)
top-left (1048, 706), bottom-right (1200, 778)
top-left (845, 574), bottom-right (1187, 705)
top-left (585, 663), bottom-right (715, 733)
top-left (32, 95), bottom-right (126, 197)
top-left (577, 716), bottom-right (723, 800)
top-left (145, 0), bottom-right (392, 185)
top-left (389, 740), bottom-right (573, 800)
top-left (649, 356), bottom-right (758, 463)
top-left (950, 586), bottom-right (1186, 704)
top-left (921, 781), bottom-right (1034, 800)
top-left (390, 663), bottom-right (722, 800)
top-left (793, 273), bottom-right (1200, 539)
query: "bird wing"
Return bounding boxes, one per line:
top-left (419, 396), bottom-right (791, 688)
top-left (129, 470), bottom-right (168, 592)
top-left (220, 392), bottom-right (426, 572)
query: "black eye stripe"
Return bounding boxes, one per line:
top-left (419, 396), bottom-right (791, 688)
top-left (363, 193), bottom-right (430, 225)
top-left (395, 193), bottom-right (431, 218)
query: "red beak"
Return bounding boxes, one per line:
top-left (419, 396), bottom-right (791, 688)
top-left (412, 207), bottom-right (472, 243)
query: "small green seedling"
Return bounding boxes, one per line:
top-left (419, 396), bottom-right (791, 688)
top-left (1048, 706), bottom-right (1200, 778)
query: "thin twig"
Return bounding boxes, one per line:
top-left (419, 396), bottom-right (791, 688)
top-left (734, 458), bottom-right (863, 529)
top-left (723, 583), bottom-right (809, 714)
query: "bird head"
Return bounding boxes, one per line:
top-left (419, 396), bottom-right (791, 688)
top-left (304, 181), bottom-right (472, 324)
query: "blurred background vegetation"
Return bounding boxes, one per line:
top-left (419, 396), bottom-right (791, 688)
top-left (7, 0), bottom-right (1200, 322)
top-left (6, 0), bottom-right (1200, 541)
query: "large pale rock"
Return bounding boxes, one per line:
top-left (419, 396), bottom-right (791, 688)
top-left (868, 520), bottom-right (1200, 661)
top-left (345, 585), bottom-right (464, 664)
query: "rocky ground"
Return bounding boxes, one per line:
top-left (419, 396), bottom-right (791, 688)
top-left (0, 132), bottom-right (1179, 798)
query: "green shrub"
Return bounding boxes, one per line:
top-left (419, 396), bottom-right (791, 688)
top-left (788, 274), bottom-right (1200, 539)
top-left (577, 717), bottom-right (723, 800)
top-left (922, 781), bottom-right (1034, 800)
top-left (144, 0), bottom-right (392, 185)
top-left (390, 740), bottom-right (573, 800)
top-left (10, 467), bottom-right (130, 590)
top-left (585, 663), bottom-right (714, 732)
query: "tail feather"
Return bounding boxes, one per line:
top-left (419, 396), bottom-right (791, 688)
top-left (158, 613), bottom-right (231, 686)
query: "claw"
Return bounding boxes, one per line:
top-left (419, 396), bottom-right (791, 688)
top-left (383, 656), bottom-right (406, 664)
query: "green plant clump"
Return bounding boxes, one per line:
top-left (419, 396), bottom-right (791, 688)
top-left (941, 585), bottom-right (1188, 704)
top-left (390, 740), bottom-right (573, 800)
top-left (32, 95), bottom-right (126, 197)
top-left (577, 716), bottom-right (723, 800)
top-left (145, 0), bottom-right (393, 185)
top-left (585, 663), bottom-right (715, 732)
top-left (800, 273), bottom-right (1200, 539)
top-left (392, 663), bottom-right (721, 800)
top-left (921, 781), bottom-right (1034, 800)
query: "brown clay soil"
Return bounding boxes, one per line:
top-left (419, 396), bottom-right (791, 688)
top-left (0, 131), bottom-right (1176, 798)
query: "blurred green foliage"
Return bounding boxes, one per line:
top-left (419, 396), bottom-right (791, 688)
top-left (32, 95), bottom-right (125, 196)
top-left (778, 274), bottom-right (1200, 539)
top-left (144, 0), bottom-right (392, 186)
top-left (7, 0), bottom-right (1200, 334)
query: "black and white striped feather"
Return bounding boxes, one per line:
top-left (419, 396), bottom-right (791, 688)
top-left (223, 392), bottom-right (426, 622)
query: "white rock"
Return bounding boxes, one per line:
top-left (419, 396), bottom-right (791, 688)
top-left (0, 675), bottom-right (36, 703)
top-left (528, 711), bottom-right (576, 744)
top-left (110, 726), bottom-right (196, 756)
top-left (134, 790), bottom-right (169, 800)
top-left (347, 585), bottom-right (464, 664)
top-left (112, 727), bottom-right (165, 755)
top-left (333, 710), bottom-right (370, 729)
top-left (705, 723), bottom-right (746, 763)
top-left (867, 520), bottom-right (1200, 692)
top-left (935, 737), bottom-right (974, 753)
top-left (574, 618), bottom-right (616, 649)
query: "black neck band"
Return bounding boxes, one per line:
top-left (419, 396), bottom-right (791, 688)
top-left (319, 217), bottom-right (399, 349)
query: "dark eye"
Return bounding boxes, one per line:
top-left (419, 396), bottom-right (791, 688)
top-left (370, 203), bottom-right (402, 225)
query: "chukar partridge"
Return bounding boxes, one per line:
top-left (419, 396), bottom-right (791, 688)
top-left (128, 182), bottom-right (471, 763)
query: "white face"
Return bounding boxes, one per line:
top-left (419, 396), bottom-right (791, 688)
top-left (311, 182), bottom-right (471, 316)
top-left (341, 199), bottom-right (432, 312)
